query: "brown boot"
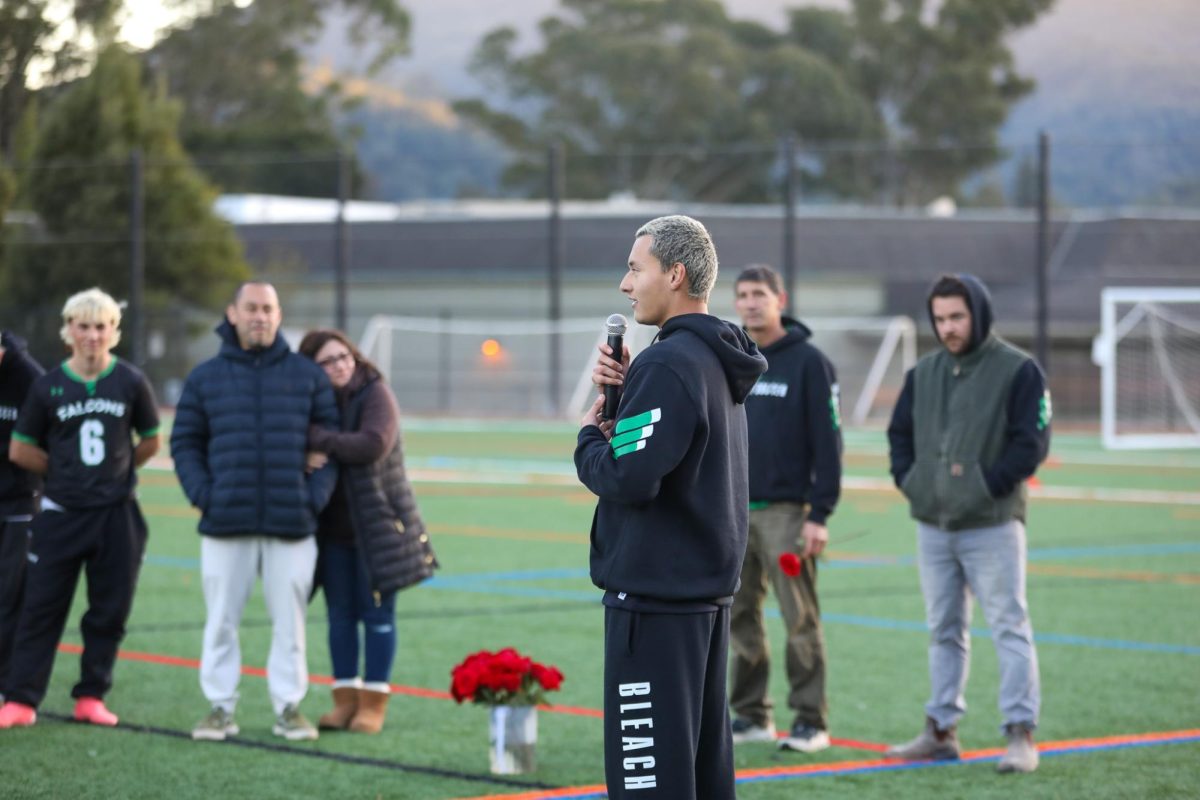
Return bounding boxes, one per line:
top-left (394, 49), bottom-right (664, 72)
top-left (348, 689), bottom-right (389, 734)
top-left (318, 687), bottom-right (358, 730)
top-left (885, 716), bottom-right (961, 761)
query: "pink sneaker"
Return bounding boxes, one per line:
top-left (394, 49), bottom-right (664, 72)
top-left (0, 702), bottom-right (37, 728)
top-left (73, 697), bottom-right (119, 726)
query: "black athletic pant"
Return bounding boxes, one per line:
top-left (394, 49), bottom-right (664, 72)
top-left (0, 516), bottom-right (33, 691)
top-left (5, 499), bottom-right (147, 707)
top-left (603, 596), bottom-right (735, 799)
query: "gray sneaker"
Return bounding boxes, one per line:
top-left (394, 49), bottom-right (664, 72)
top-left (730, 717), bottom-right (777, 744)
top-left (192, 706), bottom-right (239, 741)
top-left (997, 723), bottom-right (1039, 773)
top-left (885, 717), bottom-right (961, 761)
top-left (273, 704), bottom-right (319, 741)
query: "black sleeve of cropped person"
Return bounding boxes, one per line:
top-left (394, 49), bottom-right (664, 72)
top-left (984, 360), bottom-right (1051, 498)
top-left (887, 370), bottom-right (916, 489)
top-left (804, 351), bottom-right (842, 525)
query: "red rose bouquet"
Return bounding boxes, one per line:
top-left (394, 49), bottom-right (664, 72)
top-left (450, 647), bottom-right (565, 706)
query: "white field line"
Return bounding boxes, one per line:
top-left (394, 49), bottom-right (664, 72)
top-left (144, 458), bottom-right (1200, 506)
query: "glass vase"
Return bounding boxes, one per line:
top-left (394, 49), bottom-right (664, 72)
top-left (488, 704), bottom-right (538, 774)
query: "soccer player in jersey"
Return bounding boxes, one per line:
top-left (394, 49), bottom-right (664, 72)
top-left (0, 288), bottom-right (160, 729)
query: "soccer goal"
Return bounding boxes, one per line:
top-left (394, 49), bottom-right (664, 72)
top-left (1093, 287), bottom-right (1200, 450)
top-left (360, 314), bottom-right (917, 424)
top-left (565, 315), bottom-right (917, 426)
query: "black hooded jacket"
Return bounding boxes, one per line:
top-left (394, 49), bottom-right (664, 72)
top-left (575, 313), bottom-right (767, 602)
top-left (888, 273), bottom-right (1050, 502)
top-left (746, 318), bottom-right (842, 524)
top-left (0, 332), bottom-right (44, 514)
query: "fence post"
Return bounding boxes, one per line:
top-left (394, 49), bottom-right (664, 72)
top-left (129, 148), bottom-right (146, 366)
top-left (781, 135), bottom-right (797, 315)
top-left (439, 308), bottom-right (452, 412)
top-left (547, 143), bottom-right (564, 415)
top-left (1035, 131), bottom-right (1050, 372)
top-left (335, 151), bottom-right (351, 332)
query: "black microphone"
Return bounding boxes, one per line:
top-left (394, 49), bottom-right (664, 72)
top-left (603, 313), bottom-right (627, 421)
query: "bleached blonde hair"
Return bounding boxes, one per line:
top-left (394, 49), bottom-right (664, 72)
top-left (60, 287), bottom-right (122, 348)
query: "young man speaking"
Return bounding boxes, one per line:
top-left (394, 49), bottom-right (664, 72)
top-left (578, 215), bottom-right (766, 798)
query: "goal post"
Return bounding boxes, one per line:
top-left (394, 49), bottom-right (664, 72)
top-left (359, 314), bottom-right (916, 425)
top-left (1094, 287), bottom-right (1200, 450)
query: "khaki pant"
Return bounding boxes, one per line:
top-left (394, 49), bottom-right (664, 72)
top-left (729, 502), bottom-right (827, 731)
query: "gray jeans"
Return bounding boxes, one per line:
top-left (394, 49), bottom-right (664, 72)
top-left (917, 520), bottom-right (1040, 732)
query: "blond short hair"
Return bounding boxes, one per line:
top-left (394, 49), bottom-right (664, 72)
top-left (60, 287), bottom-right (122, 348)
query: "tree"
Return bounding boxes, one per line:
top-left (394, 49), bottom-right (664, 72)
top-left (455, 0), bottom-right (879, 202)
top-left (143, 0), bottom-right (411, 197)
top-left (3, 46), bottom-right (249, 356)
top-left (457, 0), bottom-right (1053, 205)
top-left (849, 0), bottom-right (1056, 202)
top-left (0, 0), bottom-right (121, 158)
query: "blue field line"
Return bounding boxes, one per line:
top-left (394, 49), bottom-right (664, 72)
top-left (139, 559), bottom-right (1198, 655)
top-left (735, 734), bottom-right (1200, 787)
top-left (1028, 542), bottom-right (1200, 560)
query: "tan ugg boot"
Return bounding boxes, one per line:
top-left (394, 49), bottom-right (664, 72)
top-left (348, 689), bottom-right (389, 734)
top-left (318, 687), bottom-right (359, 730)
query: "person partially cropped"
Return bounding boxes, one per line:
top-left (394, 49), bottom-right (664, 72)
top-left (0, 289), bottom-right (160, 728)
top-left (298, 329), bottom-right (437, 735)
top-left (579, 215), bottom-right (767, 798)
top-left (0, 331), bottom-right (45, 700)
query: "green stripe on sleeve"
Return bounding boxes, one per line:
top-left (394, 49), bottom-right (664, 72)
top-left (11, 432), bottom-right (38, 445)
top-left (611, 425), bottom-right (653, 450)
top-left (615, 408), bottom-right (662, 435)
top-left (139, 426), bottom-right (161, 438)
top-left (613, 440), bottom-right (647, 459)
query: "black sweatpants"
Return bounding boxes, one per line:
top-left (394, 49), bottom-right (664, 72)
top-left (603, 599), bottom-right (735, 799)
top-left (0, 516), bottom-right (33, 690)
top-left (5, 500), bottom-right (147, 707)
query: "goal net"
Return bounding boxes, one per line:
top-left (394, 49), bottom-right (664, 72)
top-left (360, 314), bottom-right (916, 425)
top-left (1093, 287), bottom-right (1200, 449)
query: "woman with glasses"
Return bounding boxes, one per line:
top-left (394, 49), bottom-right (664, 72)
top-left (298, 329), bottom-right (438, 734)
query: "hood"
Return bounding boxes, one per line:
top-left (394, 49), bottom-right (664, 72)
top-left (215, 317), bottom-right (291, 363)
top-left (754, 316), bottom-right (812, 356)
top-left (0, 330), bottom-right (31, 363)
top-left (928, 273), bottom-right (993, 355)
top-left (659, 313), bottom-right (767, 403)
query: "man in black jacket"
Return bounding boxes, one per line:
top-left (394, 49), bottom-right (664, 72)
top-left (885, 274), bottom-right (1050, 774)
top-left (578, 215), bottom-right (766, 799)
top-left (0, 332), bottom-right (43, 701)
top-left (727, 265), bottom-right (842, 753)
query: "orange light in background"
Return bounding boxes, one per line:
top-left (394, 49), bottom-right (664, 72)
top-left (481, 339), bottom-right (502, 359)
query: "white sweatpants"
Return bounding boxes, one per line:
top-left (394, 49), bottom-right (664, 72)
top-left (199, 535), bottom-right (317, 716)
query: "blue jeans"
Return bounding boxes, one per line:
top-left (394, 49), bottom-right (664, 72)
top-left (320, 542), bottom-right (396, 684)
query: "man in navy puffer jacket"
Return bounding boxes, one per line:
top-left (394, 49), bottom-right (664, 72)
top-left (172, 282), bottom-right (339, 742)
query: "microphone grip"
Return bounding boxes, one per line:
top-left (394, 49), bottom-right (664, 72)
top-left (603, 333), bottom-right (624, 421)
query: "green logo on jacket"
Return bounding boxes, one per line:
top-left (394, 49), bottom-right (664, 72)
top-left (611, 408), bottom-right (662, 459)
top-left (1038, 390), bottom-right (1053, 431)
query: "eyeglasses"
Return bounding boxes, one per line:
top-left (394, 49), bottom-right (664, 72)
top-left (317, 351), bottom-right (354, 369)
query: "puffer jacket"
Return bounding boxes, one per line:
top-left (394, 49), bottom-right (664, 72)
top-left (310, 370), bottom-right (438, 595)
top-left (171, 319), bottom-right (339, 537)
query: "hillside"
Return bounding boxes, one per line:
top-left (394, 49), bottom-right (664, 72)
top-left (309, 0), bottom-right (1200, 206)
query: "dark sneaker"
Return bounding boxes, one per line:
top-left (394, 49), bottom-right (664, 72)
top-left (997, 723), bottom-right (1039, 773)
top-left (885, 717), bottom-right (961, 761)
top-left (192, 706), bottom-right (239, 741)
top-left (778, 721), bottom-right (830, 753)
top-left (730, 717), bottom-right (776, 744)
top-left (273, 704), bottom-right (318, 741)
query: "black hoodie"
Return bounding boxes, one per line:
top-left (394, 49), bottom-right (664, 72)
top-left (575, 313), bottom-right (767, 602)
top-left (746, 318), bottom-right (842, 524)
top-left (0, 332), bottom-right (44, 514)
top-left (889, 273), bottom-right (1050, 500)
